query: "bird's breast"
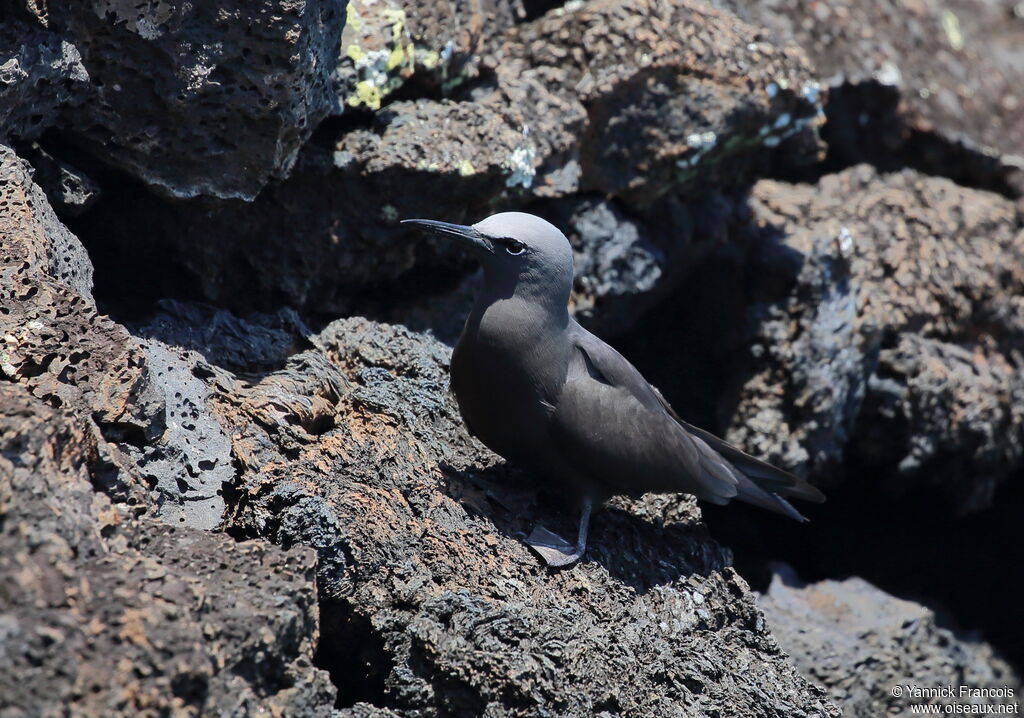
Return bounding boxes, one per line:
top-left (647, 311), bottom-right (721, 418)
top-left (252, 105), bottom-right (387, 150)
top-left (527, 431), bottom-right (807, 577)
top-left (450, 306), bottom-right (569, 469)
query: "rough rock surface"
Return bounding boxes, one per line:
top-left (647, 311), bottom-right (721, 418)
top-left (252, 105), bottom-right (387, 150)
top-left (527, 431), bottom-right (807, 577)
top-left (2, 141), bottom-right (839, 716)
top-left (0, 19), bottom-right (88, 140)
top-left (13, 140), bottom-right (101, 216)
top-left (335, 0), bottom-right (526, 111)
top-left (134, 299), bottom-right (315, 374)
top-left (70, 0), bottom-right (824, 320)
top-left (14, 0), bottom-right (346, 199)
top-left (0, 146), bottom-right (229, 528)
top-left (76, 98), bottom-right (528, 316)
top-left (210, 315), bottom-right (838, 717)
top-left (724, 165), bottom-right (1024, 510)
top-left (533, 192), bottom-right (734, 337)
top-left (716, 0), bottom-right (1024, 195)
top-left (858, 335), bottom-right (1024, 509)
top-left (758, 565), bottom-right (1021, 717)
top-left (4, 0), bottom-right (1024, 713)
top-left (0, 386), bottom-right (336, 717)
top-left (0, 144), bottom-right (93, 299)
top-left (2, 145), bottom-right (335, 716)
top-left (485, 0), bottom-right (825, 203)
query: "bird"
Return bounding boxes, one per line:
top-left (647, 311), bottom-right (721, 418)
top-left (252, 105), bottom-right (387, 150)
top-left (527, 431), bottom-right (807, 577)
top-left (402, 212), bottom-right (824, 567)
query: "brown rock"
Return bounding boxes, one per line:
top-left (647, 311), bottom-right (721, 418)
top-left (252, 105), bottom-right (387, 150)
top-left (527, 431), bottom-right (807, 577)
top-left (717, 0), bottom-right (1024, 194)
top-left (0, 144), bottom-right (227, 527)
top-left (490, 0), bottom-right (825, 203)
top-left (2, 138), bottom-right (839, 716)
top-left (723, 165), bottom-right (1024, 509)
top-left (211, 315), bottom-right (839, 717)
top-left (0, 386), bottom-right (336, 717)
top-left (758, 564), bottom-right (1021, 718)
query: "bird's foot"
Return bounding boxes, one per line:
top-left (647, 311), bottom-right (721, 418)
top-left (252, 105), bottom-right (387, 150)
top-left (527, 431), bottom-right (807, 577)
top-left (526, 525), bottom-right (584, 567)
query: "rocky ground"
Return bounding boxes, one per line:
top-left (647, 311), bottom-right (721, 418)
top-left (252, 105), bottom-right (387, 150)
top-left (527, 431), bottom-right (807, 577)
top-left (2, 1), bottom-right (1022, 716)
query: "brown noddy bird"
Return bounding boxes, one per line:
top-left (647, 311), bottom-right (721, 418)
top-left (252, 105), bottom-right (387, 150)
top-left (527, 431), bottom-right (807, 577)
top-left (403, 212), bottom-right (824, 567)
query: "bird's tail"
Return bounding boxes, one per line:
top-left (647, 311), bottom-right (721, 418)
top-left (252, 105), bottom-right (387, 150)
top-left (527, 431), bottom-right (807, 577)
top-left (676, 415), bottom-right (825, 521)
top-left (734, 473), bottom-right (809, 522)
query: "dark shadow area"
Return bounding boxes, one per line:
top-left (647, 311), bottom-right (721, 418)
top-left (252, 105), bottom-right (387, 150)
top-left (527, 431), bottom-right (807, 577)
top-left (18, 130), bottom-right (212, 319)
top-left (702, 467), bottom-right (1024, 672)
top-left (381, 52), bottom-right (501, 108)
top-left (614, 235), bottom-right (766, 431)
top-left (128, 298), bottom-right (320, 375)
top-left (62, 177), bottom-right (211, 320)
top-left (34, 115), bottom-right (492, 329)
top-left (62, 149), bottom-right (507, 330)
top-left (519, 0), bottom-right (577, 22)
top-left (316, 599), bottom-right (392, 709)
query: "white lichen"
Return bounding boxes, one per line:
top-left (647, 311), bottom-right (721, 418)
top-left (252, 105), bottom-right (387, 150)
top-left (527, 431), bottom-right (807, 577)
top-left (440, 39), bottom-right (455, 64)
top-left (800, 81), bottom-right (821, 105)
top-left (677, 131), bottom-right (718, 170)
top-left (505, 146), bottom-right (536, 189)
top-left (837, 226), bottom-right (854, 255)
top-left (875, 61), bottom-right (902, 87)
top-left (686, 131), bottom-right (717, 149)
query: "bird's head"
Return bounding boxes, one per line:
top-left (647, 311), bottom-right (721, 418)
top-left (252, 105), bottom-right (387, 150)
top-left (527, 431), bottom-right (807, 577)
top-left (402, 212), bottom-right (574, 308)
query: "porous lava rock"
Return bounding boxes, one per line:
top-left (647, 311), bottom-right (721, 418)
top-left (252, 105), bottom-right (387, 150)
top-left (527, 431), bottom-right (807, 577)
top-left (2, 146), bottom-right (336, 716)
top-left (2, 140), bottom-right (839, 716)
top-left (0, 387), bottom-right (336, 717)
top-left (68, 0), bottom-right (825, 321)
top-left (207, 315), bottom-right (839, 717)
top-left (0, 19), bottom-right (88, 141)
top-left (723, 165), bottom-right (1024, 511)
top-left (716, 0), bottom-right (1024, 195)
top-left (759, 564), bottom-right (1021, 718)
top-left (13, 0), bottom-right (346, 199)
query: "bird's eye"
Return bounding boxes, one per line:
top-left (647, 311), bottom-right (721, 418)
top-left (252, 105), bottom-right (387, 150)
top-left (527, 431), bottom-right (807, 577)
top-left (505, 240), bottom-right (527, 256)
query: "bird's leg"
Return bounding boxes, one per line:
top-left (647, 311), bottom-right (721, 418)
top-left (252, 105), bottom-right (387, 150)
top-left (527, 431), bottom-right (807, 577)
top-left (527, 496), bottom-right (593, 568)
top-left (575, 495), bottom-right (591, 553)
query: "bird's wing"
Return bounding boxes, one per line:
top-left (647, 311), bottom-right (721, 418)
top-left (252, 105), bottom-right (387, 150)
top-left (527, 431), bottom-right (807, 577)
top-left (647, 384), bottom-right (824, 503)
top-left (548, 324), bottom-right (745, 503)
top-left (551, 323), bottom-right (824, 508)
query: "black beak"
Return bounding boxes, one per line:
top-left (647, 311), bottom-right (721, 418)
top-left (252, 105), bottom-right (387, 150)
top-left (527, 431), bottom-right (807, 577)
top-left (401, 219), bottom-right (492, 253)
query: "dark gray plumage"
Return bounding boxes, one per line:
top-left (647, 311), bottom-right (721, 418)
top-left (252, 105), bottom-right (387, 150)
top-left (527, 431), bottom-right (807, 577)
top-left (403, 212), bottom-right (824, 566)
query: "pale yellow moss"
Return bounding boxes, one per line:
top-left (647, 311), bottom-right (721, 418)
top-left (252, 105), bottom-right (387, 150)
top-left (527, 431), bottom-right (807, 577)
top-left (386, 43), bottom-right (406, 71)
top-left (351, 81), bottom-right (382, 110)
top-left (345, 2), bottom-right (362, 32)
top-left (941, 10), bottom-right (964, 51)
top-left (346, 44), bottom-right (366, 62)
top-left (420, 50), bottom-right (440, 69)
